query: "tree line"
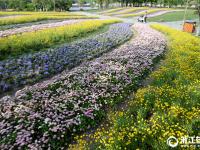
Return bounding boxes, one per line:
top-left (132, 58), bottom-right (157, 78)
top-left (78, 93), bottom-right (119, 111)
top-left (97, 0), bottom-right (198, 9)
top-left (0, 0), bottom-right (199, 13)
top-left (0, 0), bottom-right (72, 11)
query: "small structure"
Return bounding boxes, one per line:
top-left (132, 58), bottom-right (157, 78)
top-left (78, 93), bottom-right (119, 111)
top-left (183, 21), bottom-right (196, 33)
top-left (182, 0), bottom-right (198, 34)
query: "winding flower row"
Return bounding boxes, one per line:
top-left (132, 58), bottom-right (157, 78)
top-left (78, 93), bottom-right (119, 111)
top-left (0, 23), bottom-right (166, 149)
top-left (0, 23), bottom-right (133, 93)
top-left (0, 19), bottom-right (90, 37)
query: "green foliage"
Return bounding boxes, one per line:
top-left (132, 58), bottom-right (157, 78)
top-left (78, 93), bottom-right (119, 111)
top-left (0, 0), bottom-right (72, 11)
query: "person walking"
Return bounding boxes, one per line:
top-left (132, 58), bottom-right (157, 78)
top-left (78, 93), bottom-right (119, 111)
top-left (143, 11), bottom-right (148, 23)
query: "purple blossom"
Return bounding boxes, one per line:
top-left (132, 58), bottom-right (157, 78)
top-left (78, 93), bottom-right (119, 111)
top-left (0, 23), bottom-right (133, 94)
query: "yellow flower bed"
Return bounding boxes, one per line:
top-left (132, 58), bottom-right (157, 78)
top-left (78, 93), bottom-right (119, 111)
top-left (120, 8), bottom-right (171, 18)
top-left (0, 13), bottom-right (95, 26)
top-left (100, 8), bottom-right (126, 14)
top-left (112, 7), bottom-right (148, 16)
top-left (0, 19), bottom-right (120, 60)
top-left (0, 11), bottom-right (83, 16)
top-left (69, 25), bottom-right (200, 149)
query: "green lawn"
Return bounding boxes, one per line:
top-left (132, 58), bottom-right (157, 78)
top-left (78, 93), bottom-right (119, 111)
top-left (148, 10), bottom-right (198, 22)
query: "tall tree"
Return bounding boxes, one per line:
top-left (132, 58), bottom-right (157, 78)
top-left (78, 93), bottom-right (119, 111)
top-left (55, 0), bottom-right (72, 11)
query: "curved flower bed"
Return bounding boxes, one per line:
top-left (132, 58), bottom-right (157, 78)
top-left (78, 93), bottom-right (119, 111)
top-left (0, 11), bottom-right (82, 16)
top-left (0, 20), bottom-right (119, 60)
top-left (0, 14), bottom-right (95, 26)
top-left (0, 24), bottom-right (166, 149)
top-left (0, 23), bottom-right (132, 93)
top-left (108, 8), bottom-right (147, 16)
top-left (0, 19), bottom-right (66, 30)
top-left (0, 19), bottom-right (92, 37)
top-left (120, 8), bottom-right (170, 18)
top-left (69, 24), bottom-right (200, 150)
top-left (0, 15), bottom-right (25, 19)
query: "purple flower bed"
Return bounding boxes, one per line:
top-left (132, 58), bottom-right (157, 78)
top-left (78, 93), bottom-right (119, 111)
top-left (0, 24), bottom-right (167, 149)
top-left (0, 23), bottom-right (133, 94)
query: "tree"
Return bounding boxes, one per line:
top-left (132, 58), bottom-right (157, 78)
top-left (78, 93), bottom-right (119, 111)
top-left (31, 0), bottom-right (72, 11)
top-left (78, 0), bottom-right (85, 7)
top-left (0, 0), bottom-right (8, 10)
top-left (55, 0), bottom-right (72, 11)
top-left (52, 0), bottom-right (56, 11)
top-left (97, 0), bottom-right (104, 9)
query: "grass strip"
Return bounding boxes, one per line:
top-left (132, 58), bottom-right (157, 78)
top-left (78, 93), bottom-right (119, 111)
top-left (148, 10), bottom-right (198, 22)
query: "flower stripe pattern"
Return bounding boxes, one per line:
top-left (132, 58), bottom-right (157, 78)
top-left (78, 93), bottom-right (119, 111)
top-left (0, 23), bottom-right (166, 149)
top-left (0, 23), bottom-right (132, 93)
top-left (0, 19), bottom-right (92, 37)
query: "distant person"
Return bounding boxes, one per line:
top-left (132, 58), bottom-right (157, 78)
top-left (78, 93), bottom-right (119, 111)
top-left (143, 11), bottom-right (148, 23)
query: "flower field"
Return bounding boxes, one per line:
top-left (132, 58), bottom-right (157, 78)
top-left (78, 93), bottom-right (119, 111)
top-left (0, 7), bottom-right (199, 150)
top-left (0, 11), bottom-right (33, 16)
top-left (119, 8), bottom-right (171, 18)
top-left (103, 7), bottom-right (147, 16)
top-left (0, 23), bottom-right (166, 149)
top-left (0, 23), bottom-right (132, 93)
top-left (0, 19), bottom-right (90, 37)
top-left (0, 19), bottom-right (119, 60)
top-left (69, 25), bottom-right (200, 149)
top-left (98, 8), bottom-right (125, 14)
top-left (113, 7), bottom-right (147, 16)
top-left (98, 7), bottom-right (175, 18)
top-left (0, 19), bottom-right (71, 31)
top-left (0, 11), bottom-right (83, 16)
top-left (0, 12), bottom-right (95, 26)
